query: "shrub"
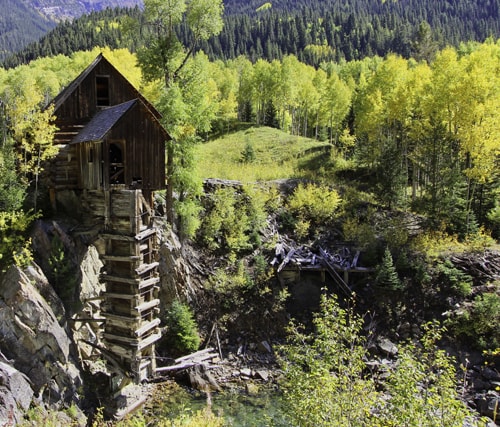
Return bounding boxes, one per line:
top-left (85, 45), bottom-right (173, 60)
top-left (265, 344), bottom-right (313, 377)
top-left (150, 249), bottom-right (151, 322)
top-left (279, 293), bottom-right (377, 427)
top-left (279, 294), bottom-right (477, 427)
top-left (240, 142), bottom-right (256, 163)
top-left (163, 301), bottom-right (200, 356)
top-left (0, 210), bottom-right (35, 271)
top-left (287, 183), bottom-right (341, 237)
top-left (199, 185), bottom-right (269, 253)
top-left (446, 289), bottom-right (500, 350)
top-left (175, 198), bottom-right (202, 240)
top-left (375, 247), bottom-right (403, 291)
top-left (377, 322), bottom-right (473, 426)
top-left (435, 259), bottom-right (472, 298)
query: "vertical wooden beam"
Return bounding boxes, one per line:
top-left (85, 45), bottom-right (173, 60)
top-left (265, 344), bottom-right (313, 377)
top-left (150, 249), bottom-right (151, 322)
top-left (104, 190), bottom-right (110, 230)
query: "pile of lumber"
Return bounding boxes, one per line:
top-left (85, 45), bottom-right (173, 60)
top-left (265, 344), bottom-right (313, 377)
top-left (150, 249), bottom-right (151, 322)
top-left (272, 240), bottom-right (360, 273)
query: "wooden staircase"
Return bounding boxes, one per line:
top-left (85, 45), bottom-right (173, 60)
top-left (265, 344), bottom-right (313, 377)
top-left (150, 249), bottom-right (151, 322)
top-left (98, 189), bottom-right (161, 382)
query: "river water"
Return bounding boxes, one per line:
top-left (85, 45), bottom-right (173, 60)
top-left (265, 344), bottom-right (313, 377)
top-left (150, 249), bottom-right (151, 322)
top-left (145, 382), bottom-right (288, 426)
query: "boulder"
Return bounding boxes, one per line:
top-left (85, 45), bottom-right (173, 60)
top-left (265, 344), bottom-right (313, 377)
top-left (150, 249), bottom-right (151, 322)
top-left (475, 392), bottom-right (500, 422)
top-left (376, 337), bottom-right (398, 357)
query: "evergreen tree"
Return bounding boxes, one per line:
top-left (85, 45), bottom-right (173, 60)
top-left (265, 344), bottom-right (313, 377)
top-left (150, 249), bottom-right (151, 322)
top-left (375, 247), bottom-right (402, 291)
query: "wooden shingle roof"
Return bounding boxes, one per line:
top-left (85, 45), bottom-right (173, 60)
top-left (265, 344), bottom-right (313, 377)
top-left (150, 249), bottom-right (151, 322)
top-left (72, 99), bottom-right (137, 144)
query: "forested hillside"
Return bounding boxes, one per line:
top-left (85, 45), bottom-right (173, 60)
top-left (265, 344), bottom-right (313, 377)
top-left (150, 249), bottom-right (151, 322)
top-left (0, 0), bottom-right (55, 62)
top-left (4, 0), bottom-right (500, 67)
top-left (0, 0), bottom-right (141, 62)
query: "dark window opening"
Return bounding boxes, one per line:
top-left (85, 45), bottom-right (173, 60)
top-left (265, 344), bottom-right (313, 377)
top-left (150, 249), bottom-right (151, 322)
top-left (96, 76), bottom-right (110, 107)
top-left (109, 143), bottom-right (124, 184)
top-left (88, 147), bottom-right (94, 163)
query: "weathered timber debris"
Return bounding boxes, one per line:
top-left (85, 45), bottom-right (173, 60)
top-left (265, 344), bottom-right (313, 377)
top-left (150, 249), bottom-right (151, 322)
top-left (272, 239), bottom-right (366, 273)
top-left (155, 348), bottom-right (219, 374)
top-left (449, 250), bottom-right (500, 286)
top-left (271, 238), bottom-right (373, 296)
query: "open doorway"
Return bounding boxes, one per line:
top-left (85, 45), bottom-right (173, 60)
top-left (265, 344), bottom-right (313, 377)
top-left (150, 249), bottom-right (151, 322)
top-left (109, 142), bottom-right (124, 184)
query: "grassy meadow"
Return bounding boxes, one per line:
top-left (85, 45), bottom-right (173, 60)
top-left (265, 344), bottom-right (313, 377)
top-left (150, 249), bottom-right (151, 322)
top-left (195, 126), bottom-right (332, 182)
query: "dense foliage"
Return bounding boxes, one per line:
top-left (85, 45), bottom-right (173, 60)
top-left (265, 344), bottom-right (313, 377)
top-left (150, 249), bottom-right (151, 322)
top-left (162, 300), bottom-right (201, 355)
top-left (4, 0), bottom-right (500, 68)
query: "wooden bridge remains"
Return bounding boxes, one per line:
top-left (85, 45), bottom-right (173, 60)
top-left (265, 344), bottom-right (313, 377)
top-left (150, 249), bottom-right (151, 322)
top-left (273, 242), bottom-right (372, 296)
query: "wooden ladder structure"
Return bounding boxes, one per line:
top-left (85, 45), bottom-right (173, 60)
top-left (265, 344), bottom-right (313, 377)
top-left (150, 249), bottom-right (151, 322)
top-left (99, 189), bottom-right (161, 382)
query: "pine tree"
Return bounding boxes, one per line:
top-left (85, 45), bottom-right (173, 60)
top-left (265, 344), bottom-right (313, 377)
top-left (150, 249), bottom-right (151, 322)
top-left (375, 247), bottom-right (402, 291)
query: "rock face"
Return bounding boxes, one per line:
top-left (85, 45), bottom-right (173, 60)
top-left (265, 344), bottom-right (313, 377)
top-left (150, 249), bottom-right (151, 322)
top-left (158, 226), bottom-right (202, 305)
top-left (0, 361), bottom-right (33, 425)
top-left (0, 264), bottom-right (83, 408)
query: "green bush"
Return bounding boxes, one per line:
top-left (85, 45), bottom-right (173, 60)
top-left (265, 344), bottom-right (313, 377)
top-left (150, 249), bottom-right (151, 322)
top-left (435, 259), bottom-right (472, 298)
top-left (375, 247), bottom-right (403, 291)
top-left (199, 185), bottom-right (268, 253)
top-left (287, 183), bottom-right (341, 237)
top-left (240, 142), bottom-right (256, 163)
top-left (446, 289), bottom-right (500, 350)
top-left (163, 300), bottom-right (200, 356)
top-left (279, 293), bottom-right (377, 427)
top-left (0, 210), bottom-right (35, 271)
top-left (279, 294), bottom-right (476, 427)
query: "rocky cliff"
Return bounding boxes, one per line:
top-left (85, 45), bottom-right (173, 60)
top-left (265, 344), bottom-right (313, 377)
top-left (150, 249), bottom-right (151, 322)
top-left (0, 263), bottom-right (83, 424)
top-left (31, 0), bottom-right (142, 21)
top-left (0, 218), bottom-right (194, 424)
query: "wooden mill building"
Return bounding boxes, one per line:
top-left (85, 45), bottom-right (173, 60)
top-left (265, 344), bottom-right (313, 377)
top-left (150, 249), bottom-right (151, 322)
top-left (47, 54), bottom-right (169, 382)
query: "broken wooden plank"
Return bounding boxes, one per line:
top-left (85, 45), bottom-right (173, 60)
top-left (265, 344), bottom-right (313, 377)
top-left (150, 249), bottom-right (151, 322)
top-left (138, 277), bottom-right (160, 290)
top-left (174, 348), bottom-right (216, 364)
top-left (135, 261), bottom-right (159, 276)
top-left (319, 247), bottom-right (352, 297)
top-left (136, 332), bottom-right (162, 351)
top-left (134, 318), bottom-right (161, 337)
top-left (134, 299), bottom-right (160, 314)
top-left (135, 227), bottom-right (157, 241)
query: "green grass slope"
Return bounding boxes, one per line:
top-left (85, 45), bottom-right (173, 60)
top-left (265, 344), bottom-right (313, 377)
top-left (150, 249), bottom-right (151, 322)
top-left (195, 126), bottom-right (331, 182)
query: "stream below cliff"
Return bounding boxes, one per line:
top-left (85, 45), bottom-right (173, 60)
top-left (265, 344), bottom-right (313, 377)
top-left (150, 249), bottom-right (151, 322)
top-left (144, 381), bottom-right (288, 426)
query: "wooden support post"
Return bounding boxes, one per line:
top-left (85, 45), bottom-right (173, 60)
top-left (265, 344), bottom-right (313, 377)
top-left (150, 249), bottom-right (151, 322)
top-left (99, 189), bottom-right (161, 383)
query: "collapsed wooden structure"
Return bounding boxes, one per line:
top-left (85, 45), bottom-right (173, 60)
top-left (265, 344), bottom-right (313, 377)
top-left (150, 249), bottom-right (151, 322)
top-left (272, 241), bottom-right (373, 296)
top-left (47, 54), bottom-right (169, 382)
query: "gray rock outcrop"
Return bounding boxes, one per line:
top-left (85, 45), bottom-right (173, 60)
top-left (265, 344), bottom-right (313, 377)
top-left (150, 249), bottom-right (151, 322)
top-left (0, 264), bottom-right (83, 407)
top-left (0, 361), bottom-right (33, 425)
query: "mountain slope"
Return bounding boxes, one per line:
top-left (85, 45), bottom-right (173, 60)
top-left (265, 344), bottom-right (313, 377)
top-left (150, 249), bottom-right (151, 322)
top-left (0, 0), bottom-right (142, 61)
top-left (5, 0), bottom-right (499, 68)
top-left (0, 0), bottom-right (55, 61)
top-left (32, 0), bottom-right (142, 21)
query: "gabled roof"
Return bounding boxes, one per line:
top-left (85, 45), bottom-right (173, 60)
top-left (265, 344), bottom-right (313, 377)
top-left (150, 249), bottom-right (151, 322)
top-left (50, 53), bottom-right (162, 120)
top-left (72, 99), bottom-right (137, 144)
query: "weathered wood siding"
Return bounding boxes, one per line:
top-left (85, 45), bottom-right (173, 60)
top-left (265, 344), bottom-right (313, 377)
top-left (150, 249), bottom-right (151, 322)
top-left (55, 60), bottom-right (142, 125)
top-left (49, 56), bottom-right (168, 192)
top-left (77, 142), bottom-right (103, 190)
top-left (102, 102), bottom-right (166, 191)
